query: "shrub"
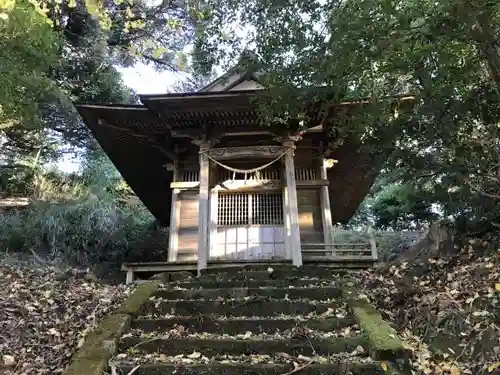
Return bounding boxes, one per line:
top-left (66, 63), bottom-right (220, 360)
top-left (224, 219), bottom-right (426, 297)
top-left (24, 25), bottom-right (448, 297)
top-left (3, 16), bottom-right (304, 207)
top-left (0, 168), bottom-right (169, 268)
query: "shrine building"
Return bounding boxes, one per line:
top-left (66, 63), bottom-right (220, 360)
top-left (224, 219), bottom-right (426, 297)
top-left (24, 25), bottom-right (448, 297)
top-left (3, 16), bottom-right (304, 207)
top-left (76, 66), bottom-right (413, 280)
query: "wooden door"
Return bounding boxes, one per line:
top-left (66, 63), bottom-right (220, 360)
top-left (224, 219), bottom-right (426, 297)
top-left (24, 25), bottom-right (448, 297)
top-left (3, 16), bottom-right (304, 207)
top-left (211, 192), bottom-right (286, 260)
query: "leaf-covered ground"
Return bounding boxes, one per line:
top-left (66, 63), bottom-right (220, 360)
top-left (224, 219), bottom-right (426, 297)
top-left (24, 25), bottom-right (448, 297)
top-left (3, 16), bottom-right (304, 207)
top-left (0, 260), bottom-right (130, 374)
top-left (2, 233), bottom-right (499, 375)
top-left (353, 234), bottom-right (500, 375)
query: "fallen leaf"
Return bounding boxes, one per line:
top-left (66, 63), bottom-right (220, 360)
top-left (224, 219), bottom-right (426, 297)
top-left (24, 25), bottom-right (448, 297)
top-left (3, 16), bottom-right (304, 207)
top-left (488, 362), bottom-right (500, 373)
top-left (48, 328), bottom-right (61, 337)
top-left (2, 355), bottom-right (15, 367)
top-left (187, 351), bottom-right (201, 359)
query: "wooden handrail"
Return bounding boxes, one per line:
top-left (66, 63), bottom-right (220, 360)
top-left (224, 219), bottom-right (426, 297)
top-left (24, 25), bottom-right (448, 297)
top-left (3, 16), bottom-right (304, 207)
top-left (302, 243), bottom-right (371, 248)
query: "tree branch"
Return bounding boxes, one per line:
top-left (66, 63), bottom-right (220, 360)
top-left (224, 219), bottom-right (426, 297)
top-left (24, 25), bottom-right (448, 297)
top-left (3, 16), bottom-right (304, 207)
top-left (464, 177), bottom-right (500, 199)
top-left (0, 164), bottom-right (31, 169)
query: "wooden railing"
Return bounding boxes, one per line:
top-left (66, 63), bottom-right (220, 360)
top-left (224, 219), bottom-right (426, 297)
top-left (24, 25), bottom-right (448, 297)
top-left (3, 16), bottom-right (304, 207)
top-left (301, 240), bottom-right (378, 261)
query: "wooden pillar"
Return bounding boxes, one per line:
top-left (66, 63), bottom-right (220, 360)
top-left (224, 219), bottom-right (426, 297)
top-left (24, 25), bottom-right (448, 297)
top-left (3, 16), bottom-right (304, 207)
top-left (209, 188), bottom-right (218, 261)
top-left (168, 160), bottom-right (180, 262)
top-left (369, 235), bottom-right (378, 261)
top-left (319, 159), bottom-right (334, 248)
top-left (282, 184), bottom-right (292, 260)
top-left (194, 140), bottom-right (210, 275)
top-left (282, 140), bottom-right (302, 267)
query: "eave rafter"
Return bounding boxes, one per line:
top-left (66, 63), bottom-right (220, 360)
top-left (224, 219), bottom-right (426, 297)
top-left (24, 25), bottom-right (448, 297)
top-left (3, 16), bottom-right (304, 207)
top-left (97, 119), bottom-right (178, 161)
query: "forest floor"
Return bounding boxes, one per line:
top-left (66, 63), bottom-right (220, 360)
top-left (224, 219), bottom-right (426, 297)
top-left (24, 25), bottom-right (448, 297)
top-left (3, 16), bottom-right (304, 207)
top-left (0, 256), bottom-right (131, 375)
top-left (0, 234), bottom-right (498, 375)
top-left (354, 233), bottom-right (500, 375)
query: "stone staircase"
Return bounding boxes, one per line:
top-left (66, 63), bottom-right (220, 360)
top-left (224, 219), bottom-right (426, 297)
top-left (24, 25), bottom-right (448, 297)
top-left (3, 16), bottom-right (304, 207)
top-left (110, 266), bottom-right (392, 375)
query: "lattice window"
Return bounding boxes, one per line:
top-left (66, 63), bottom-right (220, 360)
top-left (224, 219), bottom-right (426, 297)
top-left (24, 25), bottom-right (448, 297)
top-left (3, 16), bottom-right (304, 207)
top-left (219, 166), bottom-right (281, 181)
top-left (177, 170), bottom-right (199, 182)
top-left (217, 193), bottom-right (249, 226)
top-left (217, 192), bottom-right (284, 226)
top-left (251, 192), bottom-right (284, 225)
top-left (295, 168), bottom-right (317, 180)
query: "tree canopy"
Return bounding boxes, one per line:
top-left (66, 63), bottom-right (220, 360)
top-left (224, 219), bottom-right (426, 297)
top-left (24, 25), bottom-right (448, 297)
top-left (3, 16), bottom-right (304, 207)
top-left (0, 0), bottom-right (197, 173)
top-left (191, 0), bottom-right (500, 227)
top-left (2, 0), bottom-right (500, 230)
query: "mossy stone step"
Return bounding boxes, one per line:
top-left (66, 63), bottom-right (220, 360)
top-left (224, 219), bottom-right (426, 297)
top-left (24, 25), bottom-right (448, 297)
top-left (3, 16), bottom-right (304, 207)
top-left (202, 264), bottom-right (350, 275)
top-left (119, 336), bottom-right (368, 356)
top-left (171, 278), bottom-right (336, 290)
top-left (116, 362), bottom-right (385, 375)
top-left (131, 316), bottom-right (356, 334)
top-left (140, 300), bottom-right (339, 317)
top-left (199, 268), bottom-right (339, 281)
top-left (154, 287), bottom-right (342, 301)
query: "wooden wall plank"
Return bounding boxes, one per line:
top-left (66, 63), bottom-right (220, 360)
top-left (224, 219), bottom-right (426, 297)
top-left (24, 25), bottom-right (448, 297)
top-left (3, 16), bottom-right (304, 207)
top-left (177, 191), bottom-right (199, 261)
top-left (297, 189), bottom-right (324, 243)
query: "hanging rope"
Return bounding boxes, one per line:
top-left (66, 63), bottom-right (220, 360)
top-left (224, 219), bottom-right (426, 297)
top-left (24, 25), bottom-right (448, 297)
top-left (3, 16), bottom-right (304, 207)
top-left (199, 147), bottom-right (293, 176)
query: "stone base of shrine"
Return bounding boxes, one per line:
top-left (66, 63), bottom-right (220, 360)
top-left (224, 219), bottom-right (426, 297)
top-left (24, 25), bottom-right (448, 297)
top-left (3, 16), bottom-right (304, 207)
top-left (121, 258), bottom-right (377, 284)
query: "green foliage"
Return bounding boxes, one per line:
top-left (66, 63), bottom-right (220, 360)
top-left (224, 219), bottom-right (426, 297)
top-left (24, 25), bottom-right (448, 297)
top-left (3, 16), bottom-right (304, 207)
top-left (193, 0), bottom-right (500, 228)
top-left (1, 0), bottom-right (195, 163)
top-left (370, 184), bottom-right (436, 230)
top-left (0, 0), bottom-right (59, 128)
top-left (0, 0), bottom-right (192, 265)
top-left (0, 157), bottom-right (169, 265)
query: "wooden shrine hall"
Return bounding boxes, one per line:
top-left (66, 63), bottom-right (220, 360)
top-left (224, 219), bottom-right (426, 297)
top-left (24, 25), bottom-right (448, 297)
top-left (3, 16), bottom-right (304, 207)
top-left (76, 68), bottom-right (411, 280)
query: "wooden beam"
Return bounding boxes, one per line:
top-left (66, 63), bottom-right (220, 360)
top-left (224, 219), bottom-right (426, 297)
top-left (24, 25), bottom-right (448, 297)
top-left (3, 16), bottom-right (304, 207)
top-left (208, 146), bottom-right (288, 160)
top-left (171, 126), bottom-right (273, 140)
top-left (296, 180), bottom-right (329, 187)
top-left (215, 179), bottom-right (282, 192)
top-left (170, 181), bottom-right (200, 189)
top-left (170, 180), bottom-right (327, 190)
top-left (171, 129), bottom-right (203, 139)
top-left (215, 130), bottom-right (275, 137)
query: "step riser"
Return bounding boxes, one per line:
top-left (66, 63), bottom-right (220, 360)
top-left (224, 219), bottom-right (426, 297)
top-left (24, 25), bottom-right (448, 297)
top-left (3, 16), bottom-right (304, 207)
top-left (131, 317), bottom-right (356, 334)
top-left (154, 287), bottom-right (342, 300)
top-left (199, 269), bottom-right (341, 280)
top-left (171, 279), bottom-right (336, 289)
top-left (116, 363), bottom-right (384, 375)
top-left (119, 337), bottom-right (368, 356)
top-left (141, 301), bottom-right (335, 317)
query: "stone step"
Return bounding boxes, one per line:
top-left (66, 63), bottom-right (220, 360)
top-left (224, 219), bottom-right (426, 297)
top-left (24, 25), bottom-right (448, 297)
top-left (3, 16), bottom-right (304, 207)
top-left (171, 278), bottom-right (337, 290)
top-left (199, 268), bottom-right (340, 280)
top-left (131, 316), bottom-right (356, 334)
top-left (154, 287), bottom-right (343, 301)
top-left (202, 263), bottom-right (333, 273)
top-left (140, 299), bottom-right (343, 317)
top-left (119, 336), bottom-right (368, 357)
top-left (115, 362), bottom-right (384, 375)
